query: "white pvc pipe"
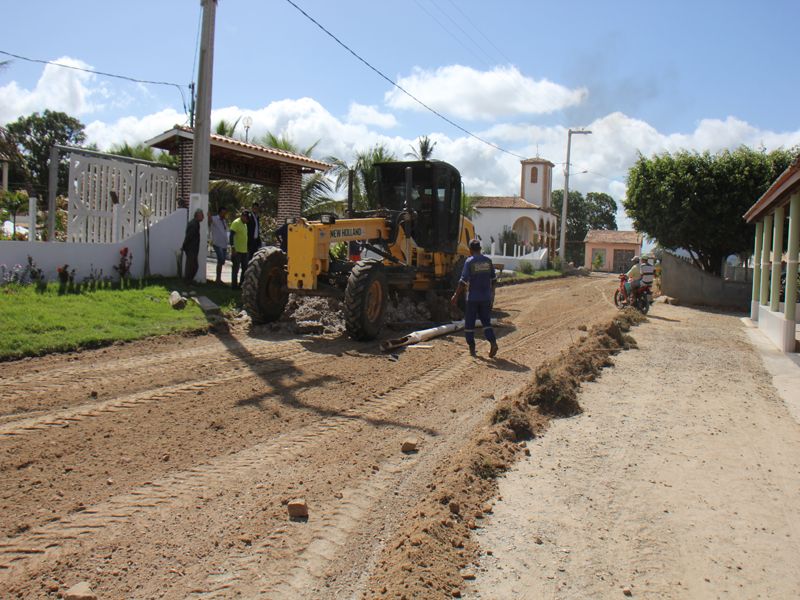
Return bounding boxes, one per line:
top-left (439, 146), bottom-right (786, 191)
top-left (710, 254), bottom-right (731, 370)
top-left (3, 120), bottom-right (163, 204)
top-left (380, 319), bottom-right (500, 352)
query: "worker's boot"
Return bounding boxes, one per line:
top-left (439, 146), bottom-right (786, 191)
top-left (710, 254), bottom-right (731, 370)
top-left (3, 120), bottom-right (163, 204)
top-left (489, 342), bottom-right (499, 358)
top-left (468, 344), bottom-right (477, 357)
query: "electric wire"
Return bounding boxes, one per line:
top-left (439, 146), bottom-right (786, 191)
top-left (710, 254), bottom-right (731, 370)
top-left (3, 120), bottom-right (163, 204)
top-left (283, 0), bottom-right (525, 160)
top-left (444, 0), bottom-right (515, 65)
top-left (426, 0), bottom-right (498, 67)
top-left (0, 49), bottom-right (190, 117)
top-left (412, 0), bottom-right (491, 68)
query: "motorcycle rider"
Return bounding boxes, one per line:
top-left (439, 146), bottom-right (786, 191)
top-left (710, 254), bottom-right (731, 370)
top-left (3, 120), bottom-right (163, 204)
top-left (621, 255), bottom-right (642, 305)
top-left (640, 255), bottom-right (655, 289)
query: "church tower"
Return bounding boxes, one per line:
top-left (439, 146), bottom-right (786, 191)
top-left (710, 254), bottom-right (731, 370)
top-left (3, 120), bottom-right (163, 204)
top-left (520, 158), bottom-right (555, 210)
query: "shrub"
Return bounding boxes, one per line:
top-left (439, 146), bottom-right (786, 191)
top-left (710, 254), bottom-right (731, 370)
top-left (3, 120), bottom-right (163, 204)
top-left (517, 260), bottom-right (534, 275)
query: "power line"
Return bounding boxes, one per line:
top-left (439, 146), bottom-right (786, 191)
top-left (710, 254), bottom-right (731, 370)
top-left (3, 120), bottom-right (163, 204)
top-left (412, 0), bottom-right (491, 68)
top-left (283, 0), bottom-right (525, 160)
top-left (444, 0), bottom-right (515, 65)
top-left (0, 49), bottom-right (190, 117)
top-left (426, 0), bottom-right (498, 67)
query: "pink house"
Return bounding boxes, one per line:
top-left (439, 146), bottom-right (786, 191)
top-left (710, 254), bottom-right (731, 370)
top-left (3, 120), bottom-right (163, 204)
top-left (584, 230), bottom-right (642, 272)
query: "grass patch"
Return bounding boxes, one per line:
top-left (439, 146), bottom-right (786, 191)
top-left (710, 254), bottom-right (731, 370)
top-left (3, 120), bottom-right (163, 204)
top-left (0, 278), bottom-right (241, 360)
top-left (497, 269), bottom-right (562, 284)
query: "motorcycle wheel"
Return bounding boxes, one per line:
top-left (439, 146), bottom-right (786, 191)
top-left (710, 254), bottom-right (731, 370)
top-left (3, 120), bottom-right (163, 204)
top-left (635, 295), bottom-right (650, 314)
top-left (614, 289), bottom-right (626, 309)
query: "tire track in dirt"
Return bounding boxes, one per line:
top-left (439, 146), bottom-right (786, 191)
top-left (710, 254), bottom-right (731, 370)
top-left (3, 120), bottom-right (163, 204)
top-left (0, 337), bottom-right (312, 409)
top-left (0, 349), bottom-right (328, 438)
top-left (0, 355), bottom-right (473, 578)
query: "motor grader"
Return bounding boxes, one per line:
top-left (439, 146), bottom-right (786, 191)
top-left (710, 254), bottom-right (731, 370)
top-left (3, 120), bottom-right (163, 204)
top-left (241, 160), bottom-right (476, 340)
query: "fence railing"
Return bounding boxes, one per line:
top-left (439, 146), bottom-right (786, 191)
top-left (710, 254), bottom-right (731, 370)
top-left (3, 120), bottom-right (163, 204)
top-left (65, 148), bottom-right (177, 244)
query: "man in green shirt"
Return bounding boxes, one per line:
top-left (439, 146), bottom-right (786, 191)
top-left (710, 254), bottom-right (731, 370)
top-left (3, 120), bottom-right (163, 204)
top-left (229, 210), bottom-right (250, 289)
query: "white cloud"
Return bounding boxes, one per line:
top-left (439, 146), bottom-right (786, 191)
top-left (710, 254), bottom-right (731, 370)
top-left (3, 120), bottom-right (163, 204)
top-left (385, 65), bottom-right (587, 121)
top-left (0, 57), bottom-right (102, 124)
top-left (346, 103), bottom-right (397, 128)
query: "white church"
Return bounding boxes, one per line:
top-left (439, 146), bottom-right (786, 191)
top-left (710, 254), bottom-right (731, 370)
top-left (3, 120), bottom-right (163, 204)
top-left (471, 157), bottom-right (559, 269)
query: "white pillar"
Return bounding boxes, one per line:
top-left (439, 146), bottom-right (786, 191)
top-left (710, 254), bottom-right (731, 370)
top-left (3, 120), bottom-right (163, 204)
top-left (786, 193), bottom-right (800, 323)
top-left (770, 205), bottom-right (785, 312)
top-left (751, 221), bottom-right (763, 320)
top-left (28, 196), bottom-right (37, 240)
top-left (759, 214), bottom-right (773, 306)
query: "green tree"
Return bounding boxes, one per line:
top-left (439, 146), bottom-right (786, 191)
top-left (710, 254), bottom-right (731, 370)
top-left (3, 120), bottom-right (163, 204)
top-left (5, 110), bottom-right (86, 198)
top-left (405, 135), bottom-right (436, 160)
top-left (624, 146), bottom-right (794, 275)
top-left (260, 133), bottom-right (339, 215)
top-left (214, 117), bottom-right (241, 137)
top-left (328, 144), bottom-right (396, 211)
top-left (552, 189), bottom-right (618, 265)
top-left (0, 189), bottom-right (30, 240)
top-left (107, 142), bottom-right (178, 167)
top-left (461, 191), bottom-right (480, 219)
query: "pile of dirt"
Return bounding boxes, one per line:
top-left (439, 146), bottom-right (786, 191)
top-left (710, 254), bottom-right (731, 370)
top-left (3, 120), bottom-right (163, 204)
top-left (365, 309), bottom-right (645, 599)
top-left (385, 295), bottom-right (433, 323)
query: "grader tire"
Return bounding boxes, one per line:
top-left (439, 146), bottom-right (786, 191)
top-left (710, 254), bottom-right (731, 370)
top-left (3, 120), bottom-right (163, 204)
top-left (344, 260), bottom-right (388, 341)
top-left (242, 246), bottom-right (289, 324)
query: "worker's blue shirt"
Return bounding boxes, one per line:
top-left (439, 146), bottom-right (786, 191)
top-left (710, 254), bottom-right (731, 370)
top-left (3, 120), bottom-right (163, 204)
top-left (460, 254), bottom-right (495, 302)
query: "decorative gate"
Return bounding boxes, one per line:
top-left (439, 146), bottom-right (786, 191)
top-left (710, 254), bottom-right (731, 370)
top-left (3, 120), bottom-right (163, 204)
top-left (66, 150), bottom-right (178, 243)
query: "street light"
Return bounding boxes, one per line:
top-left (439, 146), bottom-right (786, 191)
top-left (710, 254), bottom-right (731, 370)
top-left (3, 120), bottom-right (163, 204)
top-left (242, 115), bottom-right (253, 143)
top-left (558, 128), bottom-right (592, 263)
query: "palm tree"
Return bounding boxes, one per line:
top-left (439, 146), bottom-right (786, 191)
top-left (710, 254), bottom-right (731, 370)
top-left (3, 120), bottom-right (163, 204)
top-left (328, 144), bottom-right (397, 211)
top-left (405, 135), bottom-right (436, 160)
top-left (214, 117), bottom-right (241, 138)
top-left (108, 142), bottom-right (177, 167)
top-left (461, 190), bottom-right (480, 219)
top-left (260, 132), bottom-right (340, 215)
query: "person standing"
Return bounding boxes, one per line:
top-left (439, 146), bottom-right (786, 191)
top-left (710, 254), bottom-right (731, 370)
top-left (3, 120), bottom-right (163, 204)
top-left (451, 239), bottom-right (498, 358)
top-left (229, 210), bottom-right (250, 289)
top-left (247, 202), bottom-right (262, 262)
top-left (209, 206), bottom-right (229, 284)
top-left (181, 208), bottom-right (205, 283)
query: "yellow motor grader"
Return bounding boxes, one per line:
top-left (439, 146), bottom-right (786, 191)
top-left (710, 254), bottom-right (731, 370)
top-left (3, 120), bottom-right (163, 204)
top-left (241, 160), bottom-right (476, 340)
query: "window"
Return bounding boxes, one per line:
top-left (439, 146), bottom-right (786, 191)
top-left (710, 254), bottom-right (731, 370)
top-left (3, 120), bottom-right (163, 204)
top-left (530, 167), bottom-right (538, 183)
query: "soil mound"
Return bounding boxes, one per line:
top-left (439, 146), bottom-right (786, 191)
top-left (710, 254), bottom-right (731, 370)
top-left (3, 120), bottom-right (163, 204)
top-left (366, 310), bottom-right (645, 599)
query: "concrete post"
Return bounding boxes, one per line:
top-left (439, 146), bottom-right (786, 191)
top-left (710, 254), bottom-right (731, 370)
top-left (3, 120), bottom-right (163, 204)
top-left (786, 193), bottom-right (800, 323)
top-left (769, 205), bottom-right (785, 312)
top-left (28, 195), bottom-right (37, 240)
top-left (47, 146), bottom-right (58, 241)
top-left (750, 221), bottom-right (763, 319)
top-left (759, 213), bottom-right (773, 306)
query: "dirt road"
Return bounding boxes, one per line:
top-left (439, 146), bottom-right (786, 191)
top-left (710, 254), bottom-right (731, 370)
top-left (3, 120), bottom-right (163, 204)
top-left (0, 275), bottom-right (617, 599)
top-left (467, 303), bottom-right (800, 599)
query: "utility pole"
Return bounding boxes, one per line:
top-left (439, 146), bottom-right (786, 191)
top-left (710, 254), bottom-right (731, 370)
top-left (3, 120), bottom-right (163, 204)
top-left (190, 0), bottom-right (217, 283)
top-left (558, 128), bottom-right (592, 265)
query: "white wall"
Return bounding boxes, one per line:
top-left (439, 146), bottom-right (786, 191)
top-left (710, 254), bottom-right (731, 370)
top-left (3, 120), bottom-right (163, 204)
top-left (0, 208), bottom-right (189, 282)
top-left (471, 208), bottom-right (557, 250)
top-left (486, 247), bottom-right (549, 271)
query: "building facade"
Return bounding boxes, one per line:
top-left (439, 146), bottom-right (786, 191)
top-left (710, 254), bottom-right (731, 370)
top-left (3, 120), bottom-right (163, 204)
top-left (584, 230), bottom-right (643, 272)
top-left (471, 157), bottom-right (558, 258)
top-left (744, 156), bottom-right (800, 353)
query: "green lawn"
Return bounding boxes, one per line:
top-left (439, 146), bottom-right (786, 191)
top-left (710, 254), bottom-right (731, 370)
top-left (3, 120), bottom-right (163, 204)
top-left (498, 269), bottom-right (563, 283)
top-left (0, 278), bottom-right (241, 360)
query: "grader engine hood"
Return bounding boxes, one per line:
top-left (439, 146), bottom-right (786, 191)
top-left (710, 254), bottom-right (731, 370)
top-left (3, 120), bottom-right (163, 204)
top-left (286, 218), bottom-right (390, 290)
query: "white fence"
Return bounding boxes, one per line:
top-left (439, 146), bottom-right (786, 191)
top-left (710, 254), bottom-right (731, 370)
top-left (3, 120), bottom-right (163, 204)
top-left (67, 152), bottom-right (177, 244)
top-left (0, 208), bottom-right (188, 282)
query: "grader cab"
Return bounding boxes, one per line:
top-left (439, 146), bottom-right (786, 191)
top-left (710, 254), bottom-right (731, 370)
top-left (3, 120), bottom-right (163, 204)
top-left (241, 160), bottom-right (475, 340)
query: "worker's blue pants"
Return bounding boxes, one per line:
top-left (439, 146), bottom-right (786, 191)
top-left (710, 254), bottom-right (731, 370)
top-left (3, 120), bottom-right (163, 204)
top-left (464, 300), bottom-right (496, 349)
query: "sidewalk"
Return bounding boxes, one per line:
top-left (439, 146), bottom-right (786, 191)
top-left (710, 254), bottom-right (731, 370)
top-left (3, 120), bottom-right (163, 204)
top-left (465, 303), bottom-right (800, 599)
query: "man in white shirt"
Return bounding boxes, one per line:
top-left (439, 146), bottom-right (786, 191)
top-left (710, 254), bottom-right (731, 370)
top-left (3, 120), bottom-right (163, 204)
top-left (209, 207), bottom-right (229, 284)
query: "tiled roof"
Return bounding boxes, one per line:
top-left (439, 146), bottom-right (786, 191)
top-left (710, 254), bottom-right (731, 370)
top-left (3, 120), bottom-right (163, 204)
top-left (146, 126), bottom-right (331, 171)
top-left (584, 229), bottom-right (642, 245)
top-left (473, 196), bottom-right (543, 209)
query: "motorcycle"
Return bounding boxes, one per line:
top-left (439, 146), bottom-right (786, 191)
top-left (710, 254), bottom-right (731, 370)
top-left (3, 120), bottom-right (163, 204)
top-left (614, 274), bottom-right (652, 314)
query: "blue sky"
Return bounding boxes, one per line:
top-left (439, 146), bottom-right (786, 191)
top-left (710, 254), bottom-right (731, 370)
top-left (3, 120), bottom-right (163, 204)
top-left (2, 0), bottom-right (799, 227)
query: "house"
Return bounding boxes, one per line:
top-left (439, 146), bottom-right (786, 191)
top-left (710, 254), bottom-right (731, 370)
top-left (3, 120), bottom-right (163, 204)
top-left (584, 230), bottom-right (642, 272)
top-left (744, 154), bottom-right (800, 353)
top-left (471, 158), bottom-right (558, 261)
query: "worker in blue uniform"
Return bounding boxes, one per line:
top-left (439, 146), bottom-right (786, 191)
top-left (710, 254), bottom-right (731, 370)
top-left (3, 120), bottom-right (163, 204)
top-left (450, 239), bottom-right (499, 358)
